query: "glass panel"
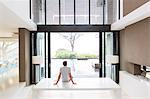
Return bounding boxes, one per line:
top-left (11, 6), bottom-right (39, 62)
top-left (47, 0), bottom-right (59, 24)
top-left (105, 32), bottom-right (113, 78)
top-left (61, 0), bottom-right (74, 24)
top-left (105, 0), bottom-right (118, 24)
top-left (105, 32), bottom-right (120, 82)
top-left (51, 32), bottom-right (99, 78)
top-left (32, 0), bottom-right (45, 24)
top-left (91, 0), bottom-right (103, 24)
top-left (36, 33), bottom-right (45, 80)
top-left (45, 33), bottom-right (48, 78)
top-left (0, 37), bottom-right (19, 87)
top-left (76, 0), bottom-right (89, 24)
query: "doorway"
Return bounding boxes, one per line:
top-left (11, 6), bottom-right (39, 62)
top-left (31, 31), bottom-right (102, 83)
top-left (31, 25), bottom-right (119, 84)
top-left (51, 32), bottom-right (100, 78)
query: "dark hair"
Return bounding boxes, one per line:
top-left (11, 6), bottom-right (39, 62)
top-left (63, 61), bottom-right (67, 66)
top-left (143, 66), bottom-right (146, 71)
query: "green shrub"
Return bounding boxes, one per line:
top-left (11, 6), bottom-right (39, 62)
top-left (55, 49), bottom-right (77, 59)
top-left (77, 54), bottom-right (98, 58)
top-left (55, 49), bottom-right (98, 59)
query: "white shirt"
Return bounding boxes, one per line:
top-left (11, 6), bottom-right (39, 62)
top-left (60, 66), bottom-right (71, 82)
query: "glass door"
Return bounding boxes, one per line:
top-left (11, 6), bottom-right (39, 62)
top-left (31, 32), bottom-right (48, 83)
top-left (50, 32), bottom-right (101, 78)
top-left (103, 32), bottom-right (119, 83)
top-left (31, 31), bottom-right (119, 83)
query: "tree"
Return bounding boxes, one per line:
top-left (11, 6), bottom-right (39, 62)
top-left (59, 33), bottom-right (82, 52)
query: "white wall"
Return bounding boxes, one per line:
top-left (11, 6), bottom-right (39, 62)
top-left (111, 1), bottom-right (150, 30)
top-left (120, 71), bottom-right (150, 99)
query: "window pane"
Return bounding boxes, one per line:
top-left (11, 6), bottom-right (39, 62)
top-left (61, 0), bottom-right (74, 24)
top-left (105, 0), bottom-right (118, 24)
top-left (47, 0), bottom-right (59, 24)
top-left (91, 0), bottom-right (103, 24)
top-left (32, 0), bottom-right (45, 24)
top-left (105, 32), bottom-right (114, 78)
top-left (76, 0), bottom-right (89, 24)
top-left (37, 33), bottom-right (45, 80)
top-left (0, 38), bottom-right (19, 86)
top-left (51, 32), bottom-right (99, 78)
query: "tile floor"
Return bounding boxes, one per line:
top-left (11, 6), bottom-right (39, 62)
top-left (32, 78), bottom-right (129, 99)
top-left (0, 87), bottom-right (130, 99)
top-left (34, 78), bottom-right (120, 89)
top-left (0, 78), bottom-right (131, 99)
top-left (0, 68), bottom-right (19, 92)
top-left (33, 90), bottom-right (115, 99)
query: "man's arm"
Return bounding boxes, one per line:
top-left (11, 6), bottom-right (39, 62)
top-left (69, 73), bottom-right (76, 84)
top-left (54, 72), bottom-right (61, 85)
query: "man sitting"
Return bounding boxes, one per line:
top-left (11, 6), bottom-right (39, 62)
top-left (54, 61), bottom-right (76, 85)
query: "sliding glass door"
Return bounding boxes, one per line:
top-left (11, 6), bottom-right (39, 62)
top-left (50, 32), bottom-right (100, 78)
top-left (31, 31), bottom-right (119, 84)
top-left (31, 32), bottom-right (48, 83)
top-left (103, 32), bottom-right (119, 83)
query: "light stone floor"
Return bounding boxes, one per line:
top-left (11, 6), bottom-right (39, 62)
top-left (0, 86), bottom-right (130, 99)
top-left (32, 90), bottom-right (131, 99)
top-left (32, 78), bottom-right (129, 99)
top-left (0, 78), bottom-right (131, 99)
top-left (0, 68), bottom-right (19, 91)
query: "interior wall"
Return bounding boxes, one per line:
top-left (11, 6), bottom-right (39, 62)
top-left (120, 17), bottom-right (150, 70)
top-left (19, 28), bottom-right (31, 86)
top-left (123, 0), bottom-right (149, 16)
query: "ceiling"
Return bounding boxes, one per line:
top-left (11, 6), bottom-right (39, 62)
top-left (0, 1), bottom-right (37, 35)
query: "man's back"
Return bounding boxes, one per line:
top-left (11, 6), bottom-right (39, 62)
top-left (60, 66), bottom-right (71, 82)
top-left (54, 61), bottom-right (76, 85)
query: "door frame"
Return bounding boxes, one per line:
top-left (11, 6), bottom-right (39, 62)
top-left (48, 31), bottom-right (103, 78)
top-left (30, 25), bottom-right (120, 83)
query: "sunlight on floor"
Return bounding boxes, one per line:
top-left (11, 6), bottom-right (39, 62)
top-left (0, 83), bottom-right (132, 99)
top-left (31, 90), bottom-right (132, 99)
top-left (0, 68), bottom-right (19, 92)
